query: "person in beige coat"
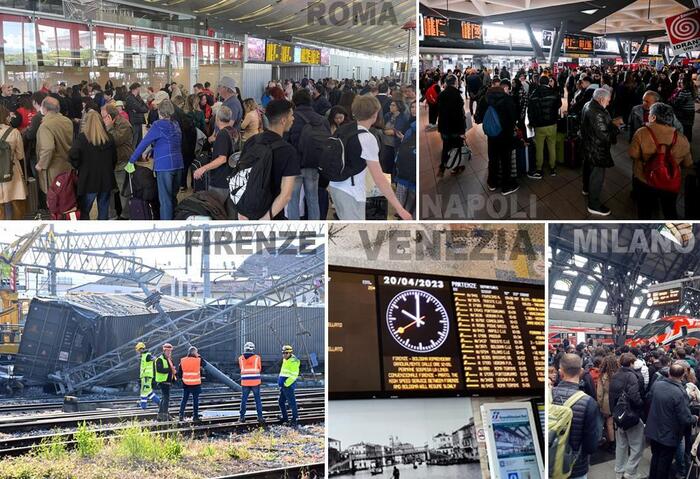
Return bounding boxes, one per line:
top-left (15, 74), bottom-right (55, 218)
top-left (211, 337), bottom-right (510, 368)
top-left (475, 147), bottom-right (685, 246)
top-left (102, 104), bottom-right (133, 219)
top-left (0, 105), bottom-right (27, 219)
top-left (629, 102), bottom-right (692, 219)
top-left (35, 97), bottom-right (73, 193)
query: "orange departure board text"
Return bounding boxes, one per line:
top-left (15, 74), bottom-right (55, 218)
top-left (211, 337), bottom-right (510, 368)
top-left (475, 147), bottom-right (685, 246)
top-left (423, 16), bottom-right (448, 37)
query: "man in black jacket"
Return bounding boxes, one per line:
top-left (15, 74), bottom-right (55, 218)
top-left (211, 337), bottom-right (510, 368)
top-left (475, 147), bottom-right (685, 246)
top-left (527, 76), bottom-right (562, 178)
top-left (286, 89), bottom-right (329, 220)
top-left (436, 75), bottom-right (466, 177)
top-left (552, 353), bottom-right (602, 479)
top-left (474, 78), bottom-right (520, 196)
top-left (580, 88), bottom-right (623, 216)
top-left (646, 363), bottom-right (696, 479)
top-left (609, 353), bottom-right (645, 479)
top-left (125, 83), bottom-right (149, 147)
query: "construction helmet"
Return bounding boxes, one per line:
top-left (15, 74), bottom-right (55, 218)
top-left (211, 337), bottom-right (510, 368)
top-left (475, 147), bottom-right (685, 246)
top-left (135, 342), bottom-right (146, 352)
top-left (162, 343), bottom-right (173, 350)
top-left (244, 342), bottom-right (255, 352)
top-left (282, 345), bottom-right (293, 353)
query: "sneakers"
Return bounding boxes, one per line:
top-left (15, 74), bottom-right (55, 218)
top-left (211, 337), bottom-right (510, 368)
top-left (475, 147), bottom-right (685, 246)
top-left (502, 184), bottom-right (520, 196)
top-left (487, 183), bottom-right (498, 192)
top-left (257, 418), bottom-right (267, 426)
top-left (587, 205), bottom-right (611, 216)
top-left (549, 168), bottom-right (557, 177)
top-left (582, 190), bottom-right (589, 196)
top-left (192, 416), bottom-right (202, 423)
top-left (527, 170), bottom-right (543, 180)
top-left (178, 415), bottom-right (184, 422)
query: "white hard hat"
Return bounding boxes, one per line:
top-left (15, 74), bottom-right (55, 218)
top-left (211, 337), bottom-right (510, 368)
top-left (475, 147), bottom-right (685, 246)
top-left (244, 342), bottom-right (255, 352)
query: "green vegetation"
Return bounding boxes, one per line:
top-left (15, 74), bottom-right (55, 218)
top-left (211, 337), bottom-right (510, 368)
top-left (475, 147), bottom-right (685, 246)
top-left (115, 423), bottom-right (183, 462)
top-left (35, 433), bottom-right (67, 460)
top-left (74, 422), bottom-right (103, 458)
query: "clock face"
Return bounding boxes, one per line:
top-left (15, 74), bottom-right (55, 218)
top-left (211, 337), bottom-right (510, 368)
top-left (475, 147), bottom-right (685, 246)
top-left (386, 289), bottom-right (450, 353)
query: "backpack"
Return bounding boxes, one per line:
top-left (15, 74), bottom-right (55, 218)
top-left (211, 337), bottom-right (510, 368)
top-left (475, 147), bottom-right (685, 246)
top-left (318, 121), bottom-right (371, 185)
top-left (47, 170), bottom-right (80, 220)
top-left (426, 84), bottom-right (439, 105)
top-left (0, 127), bottom-right (15, 183)
top-left (130, 165), bottom-right (157, 202)
top-left (394, 133), bottom-right (416, 184)
top-left (643, 126), bottom-right (681, 193)
top-left (483, 105), bottom-right (503, 137)
top-left (549, 390), bottom-right (586, 479)
top-left (612, 390), bottom-right (640, 430)
top-left (228, 135), bottom-right (286, 220)
top-left (296, 111), bottom-right (331, 169)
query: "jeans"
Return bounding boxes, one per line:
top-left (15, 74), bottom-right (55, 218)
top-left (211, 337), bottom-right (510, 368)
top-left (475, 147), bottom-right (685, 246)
top-left (179, 384), bottom-right (201, 419)
top-left (288, 168), bottom-right (320, 220)
top-left (633, 177), bottom-right (678, 219)
top-left (614, 420), bottom-right (644, 479)
top-left (675, 438), bottom-right (687, 478)
top-left (240, 385), bottom-right (264, 421)
top-left (158, 383), bottom-right (171, 417)
top-left (486, 134), bottom-right (516, 190)
top-left (278, 382), bottom-right (298, 424)
top-left (583, 162), bottom-right (606, 209)
top-left (156, 169), bottom-right (182, 220)
top-left (534, 124), bottom-right (557, 171)
top-left (318, 186), bottom-right (329, 220)
top-left (132, 123), bottom-right (143, 148)
top-left (82, 192), bottom-right (111, 220)
top-left (649, 439), bottom-right (677, 479)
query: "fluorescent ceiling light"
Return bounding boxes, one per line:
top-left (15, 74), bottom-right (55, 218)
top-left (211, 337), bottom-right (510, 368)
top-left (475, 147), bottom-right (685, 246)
top-left (581, 9), bottom-right (598, 14)
top-left (493, 21), bottom-right (504, 25)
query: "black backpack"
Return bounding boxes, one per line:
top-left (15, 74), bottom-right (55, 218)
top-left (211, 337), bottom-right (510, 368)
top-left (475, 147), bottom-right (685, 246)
top-left (0, 127), bottom-right (14, 183)
top-left (318, 121), bottom-right (371, 185)
top-left (612, 390), bottom-right (639, 430)
top-left (228, 135), bottom-right (286, 219)
top-left (394, 133), bottom-right (416, 184)
top-left (296, 111), bottom-right (331, 169)
top-left (130, 165), bottom-right (157, 202)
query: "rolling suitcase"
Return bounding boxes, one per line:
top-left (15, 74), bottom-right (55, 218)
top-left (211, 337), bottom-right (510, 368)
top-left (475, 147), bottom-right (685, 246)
top-left (190, 153), bottom-right (210, 193)
top-left (127, 173), bottom-right (156, 220)
top-left (685, 175), bottom-right (700, 220)
top-left (564, 137), bottom-right (579, 169)
top-left (25, 177), bottom-right (39, 218)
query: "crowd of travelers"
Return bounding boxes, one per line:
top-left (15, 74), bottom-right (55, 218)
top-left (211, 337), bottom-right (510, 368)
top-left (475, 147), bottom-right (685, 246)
top-left (0, 75), bottom-right (416, 220)
top-left (421, 64), bottom-right (699, 218)
top-left (549, 339), bottom-right (700, 479)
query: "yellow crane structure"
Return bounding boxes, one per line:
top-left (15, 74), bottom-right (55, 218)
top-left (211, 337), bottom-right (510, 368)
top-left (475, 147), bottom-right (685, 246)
top-left (0, 226), bottom-right (46, 355)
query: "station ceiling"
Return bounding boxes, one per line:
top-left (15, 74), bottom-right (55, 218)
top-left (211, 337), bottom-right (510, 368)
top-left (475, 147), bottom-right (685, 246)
top-left (548, 224), bottom-right (700, 320)
top-left (132, 0), bottom-right (416, 56)
top-left (421, 0), bottom-right (692, 39)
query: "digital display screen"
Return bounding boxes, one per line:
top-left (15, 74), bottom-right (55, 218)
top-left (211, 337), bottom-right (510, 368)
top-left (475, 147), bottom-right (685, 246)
top-left (423, 16), bottom-right (482, 43)
top-left (485, 405), bottom-right (542, 479)
top-left (320, 47), bottom-right (330, 66)
top-left (265, 41), bottom-right (293, 63)
top-left (650, 288), bottom-right (682, 306)
top-left (594, 36), bottom-right (608, 51)
top-left (246, 37), bottom-right (266, 62)
top-left (564, 34), bottom-right (594, 53)
top-left (328, 266), bottom-right (545, 399)
top-left (300, 47), bottom-right (321, 65)
top-left (293, 46), bottom-right (301, 64)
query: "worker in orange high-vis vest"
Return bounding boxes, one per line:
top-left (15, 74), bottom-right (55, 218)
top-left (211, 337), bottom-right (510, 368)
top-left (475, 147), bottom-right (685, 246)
top-left (238, 341), bottom-right (266, 425)
top-left (177, 346), bottom-right (202, 422)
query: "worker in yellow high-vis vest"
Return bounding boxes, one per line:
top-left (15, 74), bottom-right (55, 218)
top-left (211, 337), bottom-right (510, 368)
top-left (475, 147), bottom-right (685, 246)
top-left (278, 344), bottom-right (300, 427)
top-left (136, 342), bottom-right (161, 409)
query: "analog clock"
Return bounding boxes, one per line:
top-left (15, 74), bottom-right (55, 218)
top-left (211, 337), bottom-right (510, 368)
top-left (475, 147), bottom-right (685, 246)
top-left (386, 289), bottom-right (450, 353)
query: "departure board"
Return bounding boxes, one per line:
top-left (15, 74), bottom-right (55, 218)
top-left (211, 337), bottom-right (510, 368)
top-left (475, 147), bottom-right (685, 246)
top-left (328, 266), bottom-right (545, 399)
top-left (265, 41), bottom-right (293, 63)
top-left (423, 16), bottom-right (449, 37)
top-left (564, 34), bottom-right (594, 53)
top-left (649, 288), bottom-right (682, 306)
top-left (300, 47), bottom-right (321, 65)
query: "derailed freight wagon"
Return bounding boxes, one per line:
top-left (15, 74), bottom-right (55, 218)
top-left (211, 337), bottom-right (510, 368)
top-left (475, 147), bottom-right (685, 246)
top-left (14, 293), bottom-right (324, 389)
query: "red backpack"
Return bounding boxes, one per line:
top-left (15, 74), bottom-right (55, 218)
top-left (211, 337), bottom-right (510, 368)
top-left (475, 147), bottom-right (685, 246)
top-left (47, 170), bottom-right (80, 220)
top-left (426, 84), bottom-right (439, 105)
top-left (643, 126), bottom-right (681, 193)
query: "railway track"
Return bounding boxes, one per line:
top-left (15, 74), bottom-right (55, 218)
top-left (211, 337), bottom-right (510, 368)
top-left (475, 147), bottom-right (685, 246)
top-left (212, 462), bottom-right (325, 479)
top-left (0, 387), bottom-right (320, 415)
top-left (0, 394), bottom-right (325, 456)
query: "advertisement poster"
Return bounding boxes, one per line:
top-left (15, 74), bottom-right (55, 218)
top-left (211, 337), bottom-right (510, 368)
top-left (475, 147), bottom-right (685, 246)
top-left (486, 406), bottom-right (541, 479)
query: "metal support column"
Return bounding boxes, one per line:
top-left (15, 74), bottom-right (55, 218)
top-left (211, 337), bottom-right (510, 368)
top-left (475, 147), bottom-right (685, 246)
top-left (631, 37), bottom-right (648, 64)
top-left (524, 23), bottom-right (546, 63)
top-left (548, 20), bottom-right (566, 65)
top-left (202, 225), bottom-right (211, 301)
top-left (616, 37), bottom-right (626, 64)
top-left (662, 44), bottom-right (670, 66)
top-left (48, 225), bottom-right (56, 296)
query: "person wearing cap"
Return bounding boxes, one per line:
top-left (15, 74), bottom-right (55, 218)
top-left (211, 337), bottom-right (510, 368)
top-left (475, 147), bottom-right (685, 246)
top-left (125, 82), bottom-right (148, 146)
top-left (155, 343), bottom-right (177, 421)
top-left (278, 345), bottom-right (300, 427)
top-left (135, 342), bottom-right (161, 409)
top-left (114, 100), bottom-right (129, 122)
top-left (238, 342), bottom-right (265, 425)
top-left (178, 346), bottom-right (203, 422)
top-left (101, 103), bottom-right (133, 220)
top-left (218, 76), bottom-right (243, 130)
top-left (127, 97), bottom-right (183, 220)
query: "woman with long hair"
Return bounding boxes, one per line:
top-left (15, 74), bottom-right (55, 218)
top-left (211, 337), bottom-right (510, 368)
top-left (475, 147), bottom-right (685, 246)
top-left (671, 75), bottom-right (697, 143)
top-left (69, 110), bottom-right (117, 220)
top-left (597, 354), bottom-right (619, 451)
top-left (240, 98), bottom-right (262, 143)
top-left (183, 93), bottom-right (205, 132)
top-left (0, 105), bottom-right (27, 219)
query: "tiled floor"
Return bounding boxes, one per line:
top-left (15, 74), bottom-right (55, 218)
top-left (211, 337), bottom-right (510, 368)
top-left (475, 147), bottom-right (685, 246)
top-left (419, 95), bottom-right (700, 220)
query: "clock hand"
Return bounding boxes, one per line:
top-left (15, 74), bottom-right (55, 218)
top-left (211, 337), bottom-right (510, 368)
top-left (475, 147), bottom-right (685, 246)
top-left (415, 292), bottom-right (420, 325)
top-left (401, 309), bottom-right (418, 321)
top-left (397, 316), bottom-right (426, 334)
